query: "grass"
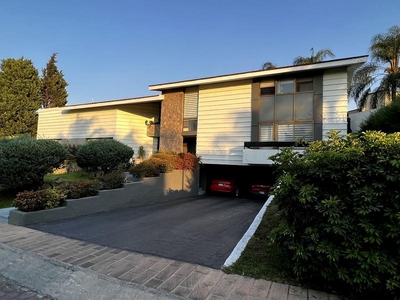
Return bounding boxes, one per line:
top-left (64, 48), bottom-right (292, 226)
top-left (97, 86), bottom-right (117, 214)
top-left (0, 188), bottom-right (16, 208)
top-left (44, 171), bottom-right (92, 182)
top-left (223, 200), bottom-right (296, 284)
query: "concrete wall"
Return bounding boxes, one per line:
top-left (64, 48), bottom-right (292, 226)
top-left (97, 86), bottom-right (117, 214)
top-left (349, 109), bottom-right (377, 133)
top-left (159, 90), bottom-right (184, 152)
top-left (9, 170), bottom-right (199, 226)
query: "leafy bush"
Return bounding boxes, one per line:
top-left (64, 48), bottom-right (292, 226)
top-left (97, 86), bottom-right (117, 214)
top-left (176, 153), bottom-right (199, 170)
top-left (13, 189), bottom-right (65, 212)
top-left (0, 136), bottom-right (67, 190)
top-left (360, 97), bottom-right (400, 133)
top-left (59, 180), bottom-right (100, 199)
top-left (270, 131), bottom-right (400, 299)
top-left (150, 152), bottom-right (177, 172)
top-left (98, 171), bottom-right (125, 189)
top-left (129, 160), bottom-right (160, 178)
top-left (76, 139), bottom-right (134, 174)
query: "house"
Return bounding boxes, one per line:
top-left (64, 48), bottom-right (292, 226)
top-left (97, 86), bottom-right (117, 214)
top-left (149, 55), bottom-right (367, 189)
top-left (37, 55), bottom-right (367, 192)
top-left (36, 95), bottom-right (162, 158)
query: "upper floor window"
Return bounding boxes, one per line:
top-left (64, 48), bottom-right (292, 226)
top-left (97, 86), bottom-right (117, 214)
top-left (183, 87), bottom-right (199, 132)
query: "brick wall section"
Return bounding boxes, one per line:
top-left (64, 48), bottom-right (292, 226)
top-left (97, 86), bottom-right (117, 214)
top-left (159, 90), bottom-right (184, 153)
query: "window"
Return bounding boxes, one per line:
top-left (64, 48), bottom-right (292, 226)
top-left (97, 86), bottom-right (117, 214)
top-left (183, 87), bottom-right (199, 132)
top-left (258, 78), bottom-right (314, 142)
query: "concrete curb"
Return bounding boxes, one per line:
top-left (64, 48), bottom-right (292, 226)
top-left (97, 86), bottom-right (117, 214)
top-left (0, 243), bottom-right (182, 300)
top-left (223, 195), bottom-right (274, 267)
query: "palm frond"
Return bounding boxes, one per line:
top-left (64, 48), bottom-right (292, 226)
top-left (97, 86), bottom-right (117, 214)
top-left (261, 62), bottom-right (277, 70)
top-left (293, 56), bottom-right (312, 65)
top-left (314, 49), bottom-right (335, 62)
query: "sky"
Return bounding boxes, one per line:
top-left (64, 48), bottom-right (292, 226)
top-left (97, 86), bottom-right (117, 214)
top-left (0, 0), bottom-right (399, 110)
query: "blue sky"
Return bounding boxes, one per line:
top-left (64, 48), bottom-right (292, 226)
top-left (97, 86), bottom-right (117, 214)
top-left (0, 0), bottom-right (398, 109)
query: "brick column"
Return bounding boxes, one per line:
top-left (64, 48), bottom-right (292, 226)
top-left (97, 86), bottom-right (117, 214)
top-left (159, 89), bottom-right (184, 153)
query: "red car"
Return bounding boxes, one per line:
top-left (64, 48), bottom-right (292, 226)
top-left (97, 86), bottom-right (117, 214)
top-left (249, 184), bottom-right (270, 197)
top-left (210, 179), bottom-right (239, 196)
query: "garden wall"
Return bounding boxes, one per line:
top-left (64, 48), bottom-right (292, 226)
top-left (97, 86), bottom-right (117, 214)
top-left (9, 170), bottom-right (199, 226)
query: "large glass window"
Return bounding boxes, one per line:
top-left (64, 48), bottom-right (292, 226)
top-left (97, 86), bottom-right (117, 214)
top-left (259, 78), bottom-right (314, 141)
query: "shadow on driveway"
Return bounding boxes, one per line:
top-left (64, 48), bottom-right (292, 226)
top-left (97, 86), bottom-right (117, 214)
top-left (30, 196), bottom-right (265, 269)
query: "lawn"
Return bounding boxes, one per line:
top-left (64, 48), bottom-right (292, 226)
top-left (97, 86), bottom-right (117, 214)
top-left (0, 189), bottom-right (15, 209)
top-left (44, 171), bottom-right (92, 182)
top-left (223, 200), bottom-right (296, 284)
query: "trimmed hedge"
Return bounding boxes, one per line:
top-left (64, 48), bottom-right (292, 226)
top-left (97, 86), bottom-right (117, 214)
top-left (76, 139), bottom-right (134, 174)
top-left (0, 136), bottom-right (67, 190)
top-left (59, 180), bottom-right (100, 199)
top-left (270, 131), bottom-right (400, 299)
top-left (129, 160), bottom-right (160, 178)
top-left (13, 189), bottom-right (66, 212)
top-left (360, 98), bottom-right (400, 133)
top-left (98, 171), bottom-right (125, 190)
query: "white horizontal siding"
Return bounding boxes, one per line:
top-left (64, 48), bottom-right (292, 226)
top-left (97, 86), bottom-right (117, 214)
top-left (37, 107), bottom-right (117, 140)
top-left (115, 103), bottom-right (160, 158)
top-left (322, 70), bottom-right (348, 139)
top-left (197, 80), bottom-right (252, 166)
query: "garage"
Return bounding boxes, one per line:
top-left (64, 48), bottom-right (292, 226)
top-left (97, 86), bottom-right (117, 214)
top-left (200, 164), bottom-right (277, 198)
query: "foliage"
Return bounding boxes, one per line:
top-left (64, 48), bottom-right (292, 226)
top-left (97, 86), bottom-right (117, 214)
top-left (148, 157), bottom-right (170, 173)
top-left (129, 160), bottom-right (160, 178)
top-left (261, 61), bottom-right (277, 70)
top-left (98, 171), bottom-right (125, 189)
top-left (349, 25), bottom-right (400, 109)
top-left (41, 53), bottom-right (68, 108)
top-left (360, 97), bottom-right (400, 133)
top-left (0, 136), bottom-right (67, 190)
top-left (13, 189), bottom-right (65, 212)
top-left (150, 152), bottom-right (178, 172)
top-left (269, 131), bottom-right (400, 299)
top-left (138, 145), bottom-right (146, 159)
top-left (0, 57), bottom-right (42, 137)
top-left (59, 180), bottom-right (100, 199)
top-left (293, 48), bottom-right (335, 65)
top-left (44, 171), bottom-right (91, 183)
top-left (176, 153), bottom-right (200, 171)
top-left (64, 143), bottom-right (80, 160)
top-left (76, 139), bottom-right (134, 174)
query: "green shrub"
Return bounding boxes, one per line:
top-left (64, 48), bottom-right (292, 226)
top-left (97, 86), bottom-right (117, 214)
top-left (76, 139), bottom-right (134, 174)
top-left (148, 157), bottom-right (169, 173)
top-left (360, 98), bottom-right (400, 133)
top-left (150, 152), bottom-right (177, 172)
top-left (0, 136), bottom-right (67, 190)
top-left (270, 131), bottom-right (400, 299)
top-left (129, 160), bottom-right (160, 178)
top-left (176, 153), bottom-right (199, 170)
top-left (13, 189), bottom-right (65, 212)
top-left (60, 180), bottom-right (100, 199)
top-left (98, 171), bottom-right (125, 189)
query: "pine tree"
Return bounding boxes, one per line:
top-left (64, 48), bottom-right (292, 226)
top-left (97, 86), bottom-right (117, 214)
top-left (41, 53), bottom-right (68, 108)
top-left (0, 57), bottom-right (42, 137)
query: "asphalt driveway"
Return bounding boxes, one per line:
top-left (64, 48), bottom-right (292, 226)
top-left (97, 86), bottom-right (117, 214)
top-left (30, 196), bottom-right (265, 269)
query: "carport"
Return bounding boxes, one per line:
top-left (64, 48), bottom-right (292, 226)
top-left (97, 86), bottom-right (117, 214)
top-left (29, 196), bottom-right (265, 269)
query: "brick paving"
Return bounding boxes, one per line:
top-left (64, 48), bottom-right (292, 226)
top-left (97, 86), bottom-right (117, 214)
top-left (0, 275), bottom-right (54, 300)
top-left (0, 223), bottom-right (339, 300)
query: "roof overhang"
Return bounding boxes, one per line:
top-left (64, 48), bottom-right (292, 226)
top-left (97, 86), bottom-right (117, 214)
top-left (149, 55), bottom-right (368, 91)
top-left (37, 95), bottom-right (163, 113)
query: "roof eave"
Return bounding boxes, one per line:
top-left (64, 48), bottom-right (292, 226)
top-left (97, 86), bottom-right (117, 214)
top-left (149, 55), bottom-right (368, 91)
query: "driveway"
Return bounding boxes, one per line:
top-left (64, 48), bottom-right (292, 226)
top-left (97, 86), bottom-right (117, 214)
top-left (30, 196), bottom-right (265, 269)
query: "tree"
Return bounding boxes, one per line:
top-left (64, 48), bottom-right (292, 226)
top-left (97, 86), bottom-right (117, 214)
top-left (349, 25), bottom-right (400, 109)
top-left (293, 47), bottom-right (335, 65)
top-left (41, 53), bottom-right (68, 108)
top-left (261, 61), bottom-right (277, 70)
top-left (0, 57), bottom-right (42, 137)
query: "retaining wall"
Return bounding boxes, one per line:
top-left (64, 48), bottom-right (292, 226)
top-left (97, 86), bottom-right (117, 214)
top-left (9, 170), bottom-right (199, 226)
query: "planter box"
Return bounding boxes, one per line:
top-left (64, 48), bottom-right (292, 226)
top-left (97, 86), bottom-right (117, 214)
top-left (9, 169), bottom-right (199, 226)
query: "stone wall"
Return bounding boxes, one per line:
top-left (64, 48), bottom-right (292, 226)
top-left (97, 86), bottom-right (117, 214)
top-left (9, 170), bottom-right (200, 226)
top-left (159, 90), bottom-right (184, 153)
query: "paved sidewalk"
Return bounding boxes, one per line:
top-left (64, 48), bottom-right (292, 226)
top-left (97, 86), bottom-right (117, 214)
top-left (0, 223), bottom-right (339, 300)
top-left (0, 275), bottom-right (54, 299)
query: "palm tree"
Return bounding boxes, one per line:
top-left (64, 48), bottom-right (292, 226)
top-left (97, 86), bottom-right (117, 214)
top-left (261, 61), bottom-right (277, 70)
top-left (349, 25), bottom-right (400, 109)
top-left (293, 48), bottom-right (335, 65)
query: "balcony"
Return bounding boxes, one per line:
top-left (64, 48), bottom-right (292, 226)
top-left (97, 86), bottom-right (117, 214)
top-left (243, 141), bottom-right (308, 165)
top-left (147, 124), bottom-right (160, 137)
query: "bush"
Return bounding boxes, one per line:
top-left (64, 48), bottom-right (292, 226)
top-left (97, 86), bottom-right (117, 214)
top-left (270, 131), bottom-right (400, 299)
top-left (59, 180), bottom-right (100, 199)
top-left (76, 139), bottom-right (134, 174)
top-left (98, 171), bottom-right (125, 189)
top-left (0, 136), bottom-right (67, 190)
top-left (13, 189), bottom-right (65, 212)
top-left (360, 97), bottom-right (400, 133)
top-left (129, 160), bottom-right (160, 178)
top-left (176, 153), bottom-right (199, 170)
top-left (150, 152), bottom-right (178, 172)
